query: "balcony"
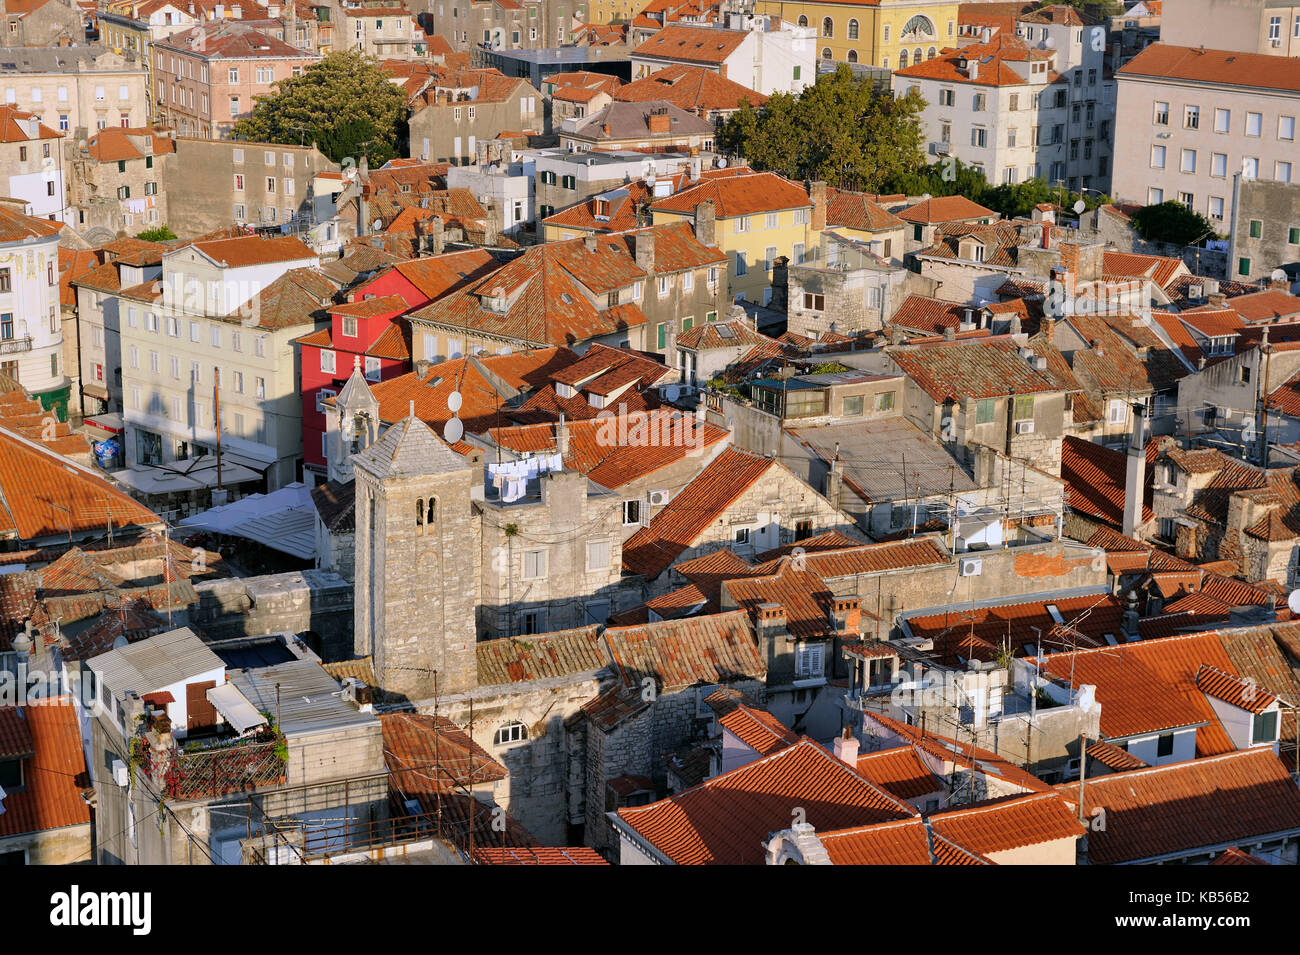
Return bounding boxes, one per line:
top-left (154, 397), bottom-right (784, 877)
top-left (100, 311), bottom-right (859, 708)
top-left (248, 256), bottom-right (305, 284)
top-left (0, 336), bottom-right (32, 354)
top-left (135, 718), bottom-right (287, 801)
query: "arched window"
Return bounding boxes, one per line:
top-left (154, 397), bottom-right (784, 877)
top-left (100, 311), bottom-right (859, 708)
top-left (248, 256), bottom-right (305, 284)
top-left (822, 16), bottom-right (833, 37)
top-left (848, 18), bottom-right (858, 39)
top-left (426, 498), bottom-right (436, 526)
top-left (928, 46), bottom-right (937, 59)
top-left (822, 47), bottom-right (832, 59)
top-left (914, 47), bottom-right (922, 63)
top-left (899, 49), bottom-right (908, 67)
top-left (415, 498), bottom-right (425, 528)
top-left (797, 15), bottom-right (807, 26)
top-left (494, 721), bottom-right (528, 746)
top-left (882, 56), bottom-right (889, 68)
top-left (847, 49), bottom-right (858, 62)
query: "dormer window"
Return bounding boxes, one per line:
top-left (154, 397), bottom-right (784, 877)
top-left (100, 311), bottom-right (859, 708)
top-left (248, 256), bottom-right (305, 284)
top-left (557, 382), bottom-right (576, 399)
top-left (593, 198), bottom-right (611, 220)
top-left (0, 756), bottom-right (22, 789)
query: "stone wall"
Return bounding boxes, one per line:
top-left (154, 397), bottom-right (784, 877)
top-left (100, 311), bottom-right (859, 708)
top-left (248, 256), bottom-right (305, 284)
top-left (189, 571), bottom-right (353, 661)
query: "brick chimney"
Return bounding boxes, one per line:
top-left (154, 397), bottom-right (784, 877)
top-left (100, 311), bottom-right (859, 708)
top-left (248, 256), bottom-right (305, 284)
top-left (1041, 222), bottom-right (1051, 249)
top-left (832, 726), bottom-right (859, 766)
top-left (647, 107), bottom-right (671, 134)
top-left (694, 199), bottom-right (716, 247)
top-left (808, 180), bottom-right (827, 232)
top-left (635, 227), bottom-right (655, 272)
top-left (830, 596), bottom-right (862, 637)
top-left (755, 601), bottom-right (787, 668)
top-left (1122, 401), bottom-right (1147, 537)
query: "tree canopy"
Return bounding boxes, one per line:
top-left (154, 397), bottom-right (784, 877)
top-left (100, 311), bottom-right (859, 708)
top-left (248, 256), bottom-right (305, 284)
top-left (230, 51), bottom-right (408, 167)
top-left (717, 65), bottom-right (927, 193)
top-left (135, 225), bottom-right (177, 242)
top-left (1130, 201), bottom-right (1220, 245)
top-left (878, 158), bottom-right (1109, 220)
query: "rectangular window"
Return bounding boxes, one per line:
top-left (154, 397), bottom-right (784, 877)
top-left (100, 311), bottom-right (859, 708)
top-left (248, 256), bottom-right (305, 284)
top-left (976, 398), bottom-right (995, 424)
top-left (1153, 101), bottom-right (1169, 125)
top-left (803, 292), bottom-right (824, 311)
top-left (1180, 148), bottom-right (1196, 173)
top-left (521, 549), bottom-right (547, 580)
top-left (1250, 219), bottom-right (1263, 238)
top-left (1014, 396), bottom-right (1034, 420)
top-left (1252, 710), bottom-right (1278, 744)
top-left (1150, 144), bottom-right (1166, 168)
top-left (1281, 116), bottom-right (1296, 141)
top-left (1156, 733), bottom-right (1174, 757)
top-left (623, 500), bottom-right (640, 525)
top-left (586, 539), bottom-right (611, 572)
top-left (1211, 152), bottom-right (1227, 178)
top-left (842, 395), bottom-right (864, 416)
top-left (1184, 105), bottom-right (1199, 129)
top-left (321, 350), bottom-right (336, 374)
top-left (1247, 111), bottom-right (1262, 136)
top-left (874, 392), bottom-right (896, 413)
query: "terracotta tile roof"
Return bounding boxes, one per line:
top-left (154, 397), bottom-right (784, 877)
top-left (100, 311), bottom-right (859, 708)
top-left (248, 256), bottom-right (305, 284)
top-left (1061, 748), bottom-right (1300, 863)
top-left (0, 204), bottom-right (63, 243)
top-left (650, 170), bottom-right (811, 218)
top-left (889, 294), bottom-right (977, 335)
top-left (898, 196), bottom-right (997, 225)
top-left (894, 34), bottom-right (1057, 87)
top-left (545, 70), bottom-right (624, 95)
top-left (621, 447), bottom-right (775, 578)
top-left (1020, 4), bottom-right (1094, 25)
top-left (1225, 288), bottom-right (1300, 322)
top-left (0, 428), bottom-right (161, 543)
top-left (769, 537), bottom-right (951, 580)
top-left (1211, 846), bottom-right (1269, 865)
top-left (0, 700), bottom-right (91, 840)
top-left (753, 530), bottom-right (862, 561)
top-left (472, 846), bottom-right (609, 864)
top-left (0, 104), bottom-right (60, 143)
top-left (542, 177), bottom-right (681, 234)
top-left (855, 746), bottom-right (942, 801)
top-left (366, 321), bottom-right (410, 361)
top-left (0, 706), bottom-right (34, 759)
top-left (928, 792), bottom-right (1085, 856)
top-left (1118, 43), bottom-right (1300, 93)
top-left (632, 23), bottom-right (748, 65)
top-left (364, 347), bottom-right (577, 433)
top-left (1062, 435), bottom-right (1152, 528)
top-left (1038, 632), bottom-right (1243, 754)
top-left (817, 817), bottom-right (990, 865)
top-left (1101, 250), bottom-right (1187, 289)
top-left (615, 64), bottom-right (766, 114)
top-left (915, 221), bottom-right (1030, 268)
top-left (186, 234), bottom-right (315, 269)
top-left (476, 625), bottom-right (608, 685)
top-left (156, 22), bottom-right (317, 60)
top-left (1084, 738), bottom-right (1148, 771)
top-left (704, 688), bottom-right (797, 756)
top-left (571, 99), bottom-right (715, 141)
top-left (906, 592), bottom-right (1123, 666)
top-left (491, 411), bottom-right (727, 490)
top-left (825, 188), bottom-right (906, 232)
top-left (1267, 369), bottom-right (1300, 416)
top-left (675, 317), bottom-right (773, 350)
top-left (887, 338), bottom-right (1064, 402)
top-left (381, 712), bottom-right (507, 792)
top-left (602, 609), bottom-right (765, 692)
top-left (84, 126), bottom-right (174, 163)
top-left (247, 267), bottom-right (340, 329)
top-left (723, 558), bottom-right (857, 641)
top-left (58, 247), bottom-right (98, 307)
top-left (615, 737), bottom-right (916, 864)
top-left (1195, 663), bottom-right (1280, 713)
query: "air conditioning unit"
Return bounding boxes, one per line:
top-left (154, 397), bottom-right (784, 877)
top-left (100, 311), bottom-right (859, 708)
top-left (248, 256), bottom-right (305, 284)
top-left (1015, 420), bottom-right (1035, 434)
top-left (112, 759), bottom-right (129, 788)
top-left (959, 557), bottom-right (983, 577)
top-left (648, 489), bottom-right (670, 507)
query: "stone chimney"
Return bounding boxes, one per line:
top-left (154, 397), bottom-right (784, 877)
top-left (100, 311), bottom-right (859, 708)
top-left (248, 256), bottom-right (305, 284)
top-left (973, 443), bottom-right (997, 486)
top-left (824, 448), bottom-right (843, 507)
top-left (809, 180), bottom-right (827, 232)
top-left (584, 234), bottom-right (598, 253)
top-left (694, 199), bottom-right (716, 247)
top-left (1122, 401), bottom-right (1147, 537)
top-left (832, 726), bottom-right (859, 766)
top-left (830, 596), bottom-right (862, 637)
top-left (942, 325), bottom-right (956, 340)
top-left (755, 601), bottom-right (787, 668)
top-left (635, 227), bottom-right (655, 272)
top-left (428, 214), bottom-right (445, 254)
top-left (556, 413), bottom-right (570, 456)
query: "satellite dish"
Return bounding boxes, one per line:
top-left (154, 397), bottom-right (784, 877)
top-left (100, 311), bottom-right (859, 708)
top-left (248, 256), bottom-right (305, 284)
top-left (664, 384), bottom-right (680, 402)
top-left (1288, 590), bottom-right (1300, 616)
top-left (443, 417), bottom-right (464, 445)
top-left (1044, 36), bottom-right (1056, 48)
top-left (1271, 268), bottom-right (1289, 283)
top-left (372, 218), bottom-right (383, 232)
top-left (447, 390), bottom-right (462, 413)
top-left (716, 158), bottom-right (727, 168)
top-left (1073, 199), bottom-right (1086, 214)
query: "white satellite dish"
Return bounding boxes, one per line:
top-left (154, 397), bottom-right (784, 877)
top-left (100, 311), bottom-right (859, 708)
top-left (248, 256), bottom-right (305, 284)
top-left (443, 417), bottom-right (464, 445)
top-left (1271, 268), bottom-right (1289, 283)
top-left (447, 390), bottom-right (463, 413)
top-left (1288, 590), bottom-right (1300, 616)
top-left (1073, 199), bottom-right (1086, 214)
top-left (372, 218), bottom-right (383, 232)
top-left (717, 157), bottom-right (727, 168)
top-left (664, 384), bottom-right (680, 402)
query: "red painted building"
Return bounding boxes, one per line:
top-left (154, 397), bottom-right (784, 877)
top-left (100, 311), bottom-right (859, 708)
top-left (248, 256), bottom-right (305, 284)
top-left (296, 249), bottom-right (500, 479)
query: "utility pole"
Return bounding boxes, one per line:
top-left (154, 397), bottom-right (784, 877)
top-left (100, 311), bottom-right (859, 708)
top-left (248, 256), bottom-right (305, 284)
top-left (1256, 333), bottom-right (1273, 467)
top-left (214, 373), bottom-right (224, 491)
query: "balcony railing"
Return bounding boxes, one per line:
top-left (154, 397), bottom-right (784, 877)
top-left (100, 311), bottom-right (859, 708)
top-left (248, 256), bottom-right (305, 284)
top-left (135, 726), bottom-right (287, 801)
top-left (0, 336), bottom-right (32, 354)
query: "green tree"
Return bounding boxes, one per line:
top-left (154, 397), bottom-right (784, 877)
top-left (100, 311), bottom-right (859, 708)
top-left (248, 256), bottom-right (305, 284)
top-left (717, 65), bottom-right (927, 192)
top-left (135, 225), bottom-right (177, 242)
top-left (1130, 201), bottom-right (1219, 245)
top-left (230, 51), bottom-right (407, 167)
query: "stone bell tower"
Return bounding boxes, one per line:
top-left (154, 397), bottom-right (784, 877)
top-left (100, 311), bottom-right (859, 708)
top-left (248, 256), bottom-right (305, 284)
top-left (329, 356), bottom-right (380, 484)
top-left (351, 414), bottom-right (481, 700)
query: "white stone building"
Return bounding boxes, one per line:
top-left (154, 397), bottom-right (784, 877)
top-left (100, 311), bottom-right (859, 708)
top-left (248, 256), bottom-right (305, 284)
top-left (0, 201), bottom-right (68, 415)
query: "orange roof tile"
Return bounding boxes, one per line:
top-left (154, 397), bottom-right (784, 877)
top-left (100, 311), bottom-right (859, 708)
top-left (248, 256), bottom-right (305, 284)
top-left (621, 447), bottom-right (774, 578)
top-left (855, 746), bottom-right (942, 801)
top-left (650, 170), bottom-right (811, 218)
top-left (1061, 748), bottom-right (1300, 863)
top-left (615, 737), bottom-right (916, 864)
top-left (0, 699), bottom-right (91, 840)
top-left (817, 817), bottom-right (990, 865)
top-left (187, 234), bottom-right (315, 268)
top-left (1118, 43), bottom-right (1300, 93)
top-left (631, 23), bottom-right (748, 65)
top-left (472, 846), bottom-right (609, 864)
top-left (615, 64), bottom-right (767, 114)
top-left (897, 195), bottom-right (997, 224)
top-left (704, 688), bottom-right (797, 756)
top-left (927, 792), bottom-right (1085, 856)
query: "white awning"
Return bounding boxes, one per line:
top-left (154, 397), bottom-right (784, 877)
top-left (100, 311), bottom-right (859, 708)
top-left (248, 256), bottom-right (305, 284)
top-left (179, 482), bottom-right (317, 560)
top-left (207, 682), bottom-right (268, 735)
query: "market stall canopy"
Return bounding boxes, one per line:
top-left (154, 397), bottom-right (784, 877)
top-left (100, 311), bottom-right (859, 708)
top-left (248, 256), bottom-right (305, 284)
top-left (178, 482), bottom-right (317, 560)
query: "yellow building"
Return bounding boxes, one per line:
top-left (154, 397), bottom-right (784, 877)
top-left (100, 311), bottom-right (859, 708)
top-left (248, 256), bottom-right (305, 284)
top-left (649, 170), bottom-right (826, 306)
top-left (754, 0), bottom-right (962, 68)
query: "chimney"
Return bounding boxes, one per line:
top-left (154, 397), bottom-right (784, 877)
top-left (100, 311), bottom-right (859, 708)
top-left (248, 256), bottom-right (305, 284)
top-left (1122, 402), bottom-right (1147, 537)
top-left (968, 58), bottom-right (979, 81)
top-left (428, 214), bottom-right (445, 254)
top-left (943, 325), bottom-right (956, 340)
top-left (1041, 222), bottom-right (1051, 249)
top-left (1208, 290), bottom-right (1227, 306)
top-left (755, 601), bottom-right (787, 668)
top-left (824, 445), bottom-right (842, 506)
top-left (808, 180), bottom-right (827, 232)
top-left (832, 727), bottom-right (859, 767)
top-left (974, 443), bottom-right (996, 486)
top-left (647, 108), bottom-right (670, 134)
top-left (635, 228), bottom-right (655, 272)
top-left (556, 413), bottom-right (570, 456)
top-left (830, 596), bottom-right (862, 637)
top-left (694, 199), bottom-right (716, 247)
top-left (583, 235), bottom-right (598, 253)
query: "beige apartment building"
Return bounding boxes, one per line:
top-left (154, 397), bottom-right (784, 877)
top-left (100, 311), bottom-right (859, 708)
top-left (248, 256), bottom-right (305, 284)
top-left (1162, 0), bottom-right (1300, 56)
top-left (0, 45), bottom-right (149, 135)
top-left (340, 2), bottom-right (423, 58)
top-left (152, 22), bottom-right (320, 138)
top-left (1112, 44), bottom-right (1300, 243)
top-left (111, 234), bottom-right (328, 488)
